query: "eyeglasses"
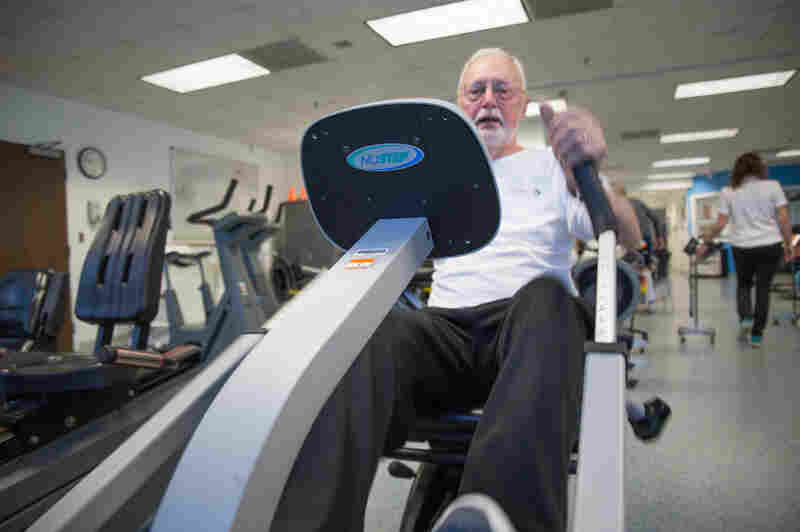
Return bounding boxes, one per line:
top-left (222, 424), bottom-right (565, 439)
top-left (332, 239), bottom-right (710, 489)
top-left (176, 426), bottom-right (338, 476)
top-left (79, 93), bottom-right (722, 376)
top-left (463, 79), bottom-right (522, 103)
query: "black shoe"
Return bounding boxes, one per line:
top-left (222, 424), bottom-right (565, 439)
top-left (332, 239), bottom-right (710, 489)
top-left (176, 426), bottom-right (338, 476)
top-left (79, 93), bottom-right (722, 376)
top-left (432, 494), bottom-right (517, 532)
top-left (630, 397), bottom-right (671, 442)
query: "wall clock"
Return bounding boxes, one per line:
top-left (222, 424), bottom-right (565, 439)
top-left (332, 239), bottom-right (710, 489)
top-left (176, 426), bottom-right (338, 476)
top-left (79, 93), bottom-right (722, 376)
top-left (77, 147), bottom-right (107, 179)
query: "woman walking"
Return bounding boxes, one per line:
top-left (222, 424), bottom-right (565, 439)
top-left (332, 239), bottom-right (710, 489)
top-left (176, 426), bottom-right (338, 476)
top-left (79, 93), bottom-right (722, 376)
top-left (700, 152), bottom-right (794, 347)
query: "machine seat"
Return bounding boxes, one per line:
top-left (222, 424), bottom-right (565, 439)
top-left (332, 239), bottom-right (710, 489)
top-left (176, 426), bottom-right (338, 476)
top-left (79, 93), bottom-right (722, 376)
top-left (165, 251), bottom-right (211, 268)
top-left (0, 270), bottom-right (67, 352)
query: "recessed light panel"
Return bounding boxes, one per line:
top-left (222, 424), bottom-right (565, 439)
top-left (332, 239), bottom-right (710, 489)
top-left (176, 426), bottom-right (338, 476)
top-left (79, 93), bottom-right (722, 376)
top-left (141, 54), bottom-right (269, 93)
top-left (647, 172), bottom-right (696, 180)
top-left (652, 157), bottom-right (710, 168)
top-left (674, 70), bottom-right (795, 99)
top-left (366, 0), bottom-right (530, 47)
top-left (660, 129), bottom-right (739, 143)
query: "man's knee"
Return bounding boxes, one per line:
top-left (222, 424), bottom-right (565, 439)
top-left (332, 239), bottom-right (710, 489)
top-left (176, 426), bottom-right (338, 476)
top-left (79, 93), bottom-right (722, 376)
top-left (513, 276), bottom-right (571, 308)
top-left (372, 308), bottom-right (429, 345)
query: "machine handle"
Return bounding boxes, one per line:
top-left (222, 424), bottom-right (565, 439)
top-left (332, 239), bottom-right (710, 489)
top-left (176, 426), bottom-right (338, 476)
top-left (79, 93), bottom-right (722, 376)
top-left (573, 161), bottom-right (616, 238)
top-left (187, 179), bottom-right (238, 226)
top-left (258, 185), bottom-right (273, 214)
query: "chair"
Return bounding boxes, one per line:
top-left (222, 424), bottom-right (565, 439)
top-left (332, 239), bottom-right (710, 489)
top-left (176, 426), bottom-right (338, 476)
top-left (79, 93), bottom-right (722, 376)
top-left (0, 269), bottom-right (67, 352)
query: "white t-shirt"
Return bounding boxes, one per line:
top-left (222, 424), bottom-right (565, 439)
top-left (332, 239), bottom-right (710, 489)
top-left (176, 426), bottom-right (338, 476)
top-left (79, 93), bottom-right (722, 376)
top-left (427, 148), bottom-right (596, 308)
top-left (718, 178), bottom-right (787, 248)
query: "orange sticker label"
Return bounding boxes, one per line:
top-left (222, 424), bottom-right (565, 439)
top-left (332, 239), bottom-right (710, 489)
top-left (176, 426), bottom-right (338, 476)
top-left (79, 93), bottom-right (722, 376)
top-left (344, 258), bottom-right (374, 270)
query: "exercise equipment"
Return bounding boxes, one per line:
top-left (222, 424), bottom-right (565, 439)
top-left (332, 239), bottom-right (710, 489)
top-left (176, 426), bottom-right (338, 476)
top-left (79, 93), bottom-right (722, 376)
top-left (235, 185), bottom-right (282, 316)
top-left (160, 250), bottom-right (215, 346)
top-left (388, 255), bottom-right (671, 530)
top-left (772, 237), bottom-right (799, 327)
top-left (30, 99), bottom-right (629, 532)
top-left (678, 237), bottom-right (717, 344)
top-left (158, 179), bottom-right (271, 359)
top-left (0, 269), bottom-right (67, 352)
top-left (271, 198), bottom-right (344, 300)
top-left (0, 191), bottom-right (207, 530)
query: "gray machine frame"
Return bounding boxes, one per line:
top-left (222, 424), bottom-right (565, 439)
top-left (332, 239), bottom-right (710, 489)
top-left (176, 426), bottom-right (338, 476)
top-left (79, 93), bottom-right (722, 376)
top-left (29, 99), bottom-right (626, 532)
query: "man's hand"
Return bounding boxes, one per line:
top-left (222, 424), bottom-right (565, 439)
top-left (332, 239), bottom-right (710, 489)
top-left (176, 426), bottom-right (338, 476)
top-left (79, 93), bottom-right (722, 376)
top-left (540, 103), bottom-right (608, 184)
top-left (784, 244), bottom-right (794, 265)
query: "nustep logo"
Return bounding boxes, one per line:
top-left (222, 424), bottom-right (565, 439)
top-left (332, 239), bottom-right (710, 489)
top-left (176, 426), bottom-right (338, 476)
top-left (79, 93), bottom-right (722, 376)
top-left (346, 143), bottom-right (424, 172)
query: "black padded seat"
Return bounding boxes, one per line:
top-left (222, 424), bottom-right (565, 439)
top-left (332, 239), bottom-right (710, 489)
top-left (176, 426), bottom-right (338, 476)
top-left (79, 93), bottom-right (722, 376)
top-left (0, 270), bottom-right (67, 352)
top-left (76, 190), bottom-right (170, 329)
top-left (165, 251), bottom-right (211, 267)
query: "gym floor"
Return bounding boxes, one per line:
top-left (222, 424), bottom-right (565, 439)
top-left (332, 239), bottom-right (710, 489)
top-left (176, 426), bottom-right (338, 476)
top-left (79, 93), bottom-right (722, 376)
top-left (364, 271), bottom-right (800, 531)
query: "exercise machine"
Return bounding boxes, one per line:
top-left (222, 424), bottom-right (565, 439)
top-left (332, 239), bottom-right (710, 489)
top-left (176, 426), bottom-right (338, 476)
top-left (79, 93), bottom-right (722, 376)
top-left (236, 185), bottom-right (283, 316)
top-left (271, 198), bottom-right (344, 300)
top-left (0, 269), bottom-right (68, 353)
top-left (773, 237), bottom-right (799, 327)
top-left (160, 250), bottom-right (215, 346)
top-left (29, 99), bottom-right (631, 532)
top-left (0, 190), bottom-right (210, 531)
top-left (678, 237), bottom-right (717, 344)
top-left (158, 179), bottom-right (271, 360)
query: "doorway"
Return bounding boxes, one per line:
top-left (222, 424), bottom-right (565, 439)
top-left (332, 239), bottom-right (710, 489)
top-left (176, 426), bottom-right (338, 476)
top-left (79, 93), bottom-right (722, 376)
top-left (0, 139), bottom-right (73, 351)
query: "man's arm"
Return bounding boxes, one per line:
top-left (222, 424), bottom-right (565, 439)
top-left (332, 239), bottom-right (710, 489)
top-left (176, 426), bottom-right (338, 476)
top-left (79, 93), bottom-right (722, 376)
top-left (539, 103), bottom-right (641, 251)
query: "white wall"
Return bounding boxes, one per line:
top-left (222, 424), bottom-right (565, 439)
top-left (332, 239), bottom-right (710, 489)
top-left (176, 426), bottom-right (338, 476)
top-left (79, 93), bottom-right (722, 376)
top-left (0, 82), bottom-right (298, 347)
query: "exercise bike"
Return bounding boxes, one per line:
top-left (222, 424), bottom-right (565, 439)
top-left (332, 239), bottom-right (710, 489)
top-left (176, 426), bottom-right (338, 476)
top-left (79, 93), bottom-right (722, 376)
top-left (158, 179), bottom-right (273, 360)
top-left (29, 99), bottom-right (665, 532)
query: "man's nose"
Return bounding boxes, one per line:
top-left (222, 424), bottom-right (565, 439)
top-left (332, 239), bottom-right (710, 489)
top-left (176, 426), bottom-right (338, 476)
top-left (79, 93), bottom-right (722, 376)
top-left (482, 85), bottom-right (498, 107)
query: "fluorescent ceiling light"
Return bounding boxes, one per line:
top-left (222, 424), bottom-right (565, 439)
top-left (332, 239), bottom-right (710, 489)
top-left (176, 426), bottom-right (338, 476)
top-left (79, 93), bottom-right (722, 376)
top-left (526, 98), bottom-right (567, 117)
top-left (141, 54), bottom-right (269, 93)
top-left (647, 172), bottom-right (696, 180)
top-left (660, 129), bottom-right (739, 143)
top-left (674, 70), bottom-right (796, 99)
top-left (366, 0), bottom-right (529, 47)
top-left (652, 157), bottom-right (710, 168)
top-left (776, 149), bottom-right (800, 158)
top-left (638, 180), bottom-right (693, 191)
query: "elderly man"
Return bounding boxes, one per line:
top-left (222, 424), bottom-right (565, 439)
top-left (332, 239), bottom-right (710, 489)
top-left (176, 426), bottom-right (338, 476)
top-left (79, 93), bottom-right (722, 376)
top-left (270, 48), bottom-right (641, 532)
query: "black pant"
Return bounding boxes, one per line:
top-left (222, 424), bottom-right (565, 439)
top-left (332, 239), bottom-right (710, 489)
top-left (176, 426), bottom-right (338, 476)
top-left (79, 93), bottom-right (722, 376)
top-left (270, 276), bottom-right (593, 532)
top-left (731, 243), bottom-right (783, 336)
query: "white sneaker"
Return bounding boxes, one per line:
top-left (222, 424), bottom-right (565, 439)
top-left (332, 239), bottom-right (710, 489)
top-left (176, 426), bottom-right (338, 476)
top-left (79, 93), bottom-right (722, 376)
top-left (432, 494), bottom-right (518, 532)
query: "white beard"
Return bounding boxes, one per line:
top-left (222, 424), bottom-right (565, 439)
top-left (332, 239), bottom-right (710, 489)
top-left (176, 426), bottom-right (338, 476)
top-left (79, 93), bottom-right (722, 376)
top-left (475, 108), bottom-right (516, 151)
top-left (479, 125), bottom-right (517, 150)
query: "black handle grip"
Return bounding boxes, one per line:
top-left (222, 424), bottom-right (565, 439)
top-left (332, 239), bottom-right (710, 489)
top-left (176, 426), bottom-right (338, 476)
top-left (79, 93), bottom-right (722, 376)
top-left (247, 199), bottom-right (256, 212)
top-left (573, 161), bottom-right (616, 237)
top-left (258, 185), bottom-right (273, 214)
top-left (187, 179), bottom-right (238, 225)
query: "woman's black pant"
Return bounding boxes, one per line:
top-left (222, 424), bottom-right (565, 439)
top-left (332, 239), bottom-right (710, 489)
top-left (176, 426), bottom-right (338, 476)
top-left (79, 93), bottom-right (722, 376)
top-left (731, 243), bottom-right (783, 336)
top-left (269, 276), bottom-right (593, 532)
